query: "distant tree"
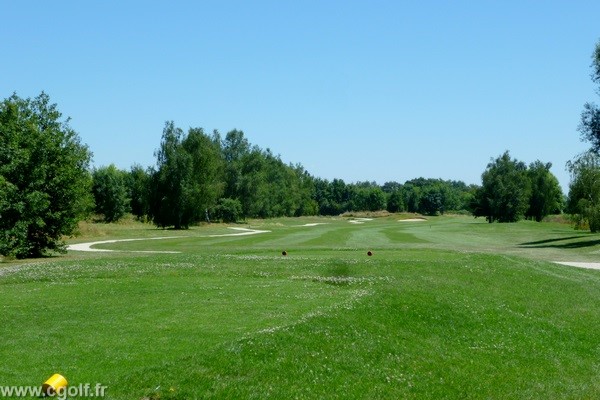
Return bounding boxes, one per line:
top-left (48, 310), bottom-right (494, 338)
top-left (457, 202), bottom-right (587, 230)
top-left (0, 93), bottom-right (93, 258)
top-left (443, 181), bottom-right (465, 211)
top-left (461, 184), bottom-right (479, 214)
top-left (92, 164), bottom-right (130, 222)
top-left (578, 40), bottom-right (600, 152)
top-left (237, 147), bottom-right (269, 218)
top-left (354, 180), bottom-right (379, 189)
top-left (366, 187), bottom-right (386, 211)
top-left (314, 178), bottom-right (338, 215)
top-left (394, 178), bottom-right (473, 214)
top-left (419, 185), bottom-right (444, 216)
top-left (352, 186), bottom-right (386, 212)
top-left (473, 151), bottom-right (531, 223)
top-left (293, 164), bottom-right (318, 216)
top-left (525, 161), bottom-right (563, 222)
top-left (382, 181), bottom-right (402, 193)
top-left (403, 183), bottom-right (421, 213)
top-left (331, 178), bottom-right (352, 213)
top-left (263, 151), bottom-right (301, 217)
top-left (149, 122), bottom-right (193, 229)
top-left (213, 198), bottom-right (243, 223)
top-left (352, 187), bottom-right (369, 211)
top-left (567, 152), bottom-right (600, 232)
top-left (182, 127), bottom-right (224, 221)
top-left (150, 122), bottom-right (224, 229)
top-left (127, 164), bottom-right (151, 220)
top-left (221, 129), bottom-right (250, 199)
top-left (386, 189), bottom-right (405, 213)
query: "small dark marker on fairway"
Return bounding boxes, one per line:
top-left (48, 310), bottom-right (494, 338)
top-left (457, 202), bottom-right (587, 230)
top-left (367, 251), bottom-right (373, 256)
top-left (282, 251), bottom-right (287, 256)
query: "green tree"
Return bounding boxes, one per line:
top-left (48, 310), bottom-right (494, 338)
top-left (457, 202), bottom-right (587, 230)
top-left (567, 152), bottom-right (600, 232)
top-left (383, 181), bottom-right (406, 213)
top-left (150, 122), bottom-right (224, 228)
top-left (353, 185), bottom-right (386, 212)
top-left (382, 181), bottom-right (402, 194)
top-left (182, 127), bottom-right (224, 222)
top-left (314, 178), bottom-right (337, 215)
top-left (386, 189), bottom-right (405, 213)
top-left (346, 182), bottom-right (377, 212)
top-left (0, 93), bottom-right (93, 258)
top-left (262, 150), bottom-right (299, 217)
top-left (92, 164), bottom-right (130, 222)
top-left (525, 161), bottom-right (563, 222)
top-left (368, 187), bottom-right (387, 211)
top-left (213, 198), bottom-right (243, 223)
top-left (402, 183), bottom-right (421, 213)
top-left (149, 121), bottom-right (192, 229)
top-left (419, 185), bottom-right (444, 216)
top-left (293, 164), bottom-right (318, 216)
top-left (331, 178), bottom-right (352, 213)
top-left (578, 40), bottom-right (600, 152)
top-left (237, 147), bottom-right (269, 218)
top-left (567, 40), bottom-right (600, 232)
top-left (127, 164), bottom-right (151, 220)
top-left (221, 129), bottom-right (250, 199)
top-left (473, 151), bottom-right (531, 223)
top-left (352, 187), bottom-right (368, 211)
top-left (444, 181), bottom-right (467, 211)
top-left (220, 131), bottom-right (319, 218)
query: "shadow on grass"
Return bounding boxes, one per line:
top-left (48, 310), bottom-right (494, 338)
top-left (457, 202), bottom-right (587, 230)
top-left (320, 263), bottom-right (354, 286)
top-left (326, 263), bottom-right (351, 277)
top-left (520, 236), bottom-right (587, 246)
top-left (520, 237), bottom-right (600, 249)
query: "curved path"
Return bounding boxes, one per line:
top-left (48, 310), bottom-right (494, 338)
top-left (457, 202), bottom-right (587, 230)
top-left (67, 227), bottom-right (271, 253)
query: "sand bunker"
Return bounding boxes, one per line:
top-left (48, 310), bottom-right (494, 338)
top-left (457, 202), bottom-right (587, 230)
top-left (554, 261), bottom-right (600, 270)
top-left (296, 223), bottom-right (329, 227)
top-left (349, 218), bottom-right (373, 224)
top-left (67, 227), bottom-right (270, 253)
top-left (399, 218), bottom-right (427, 222)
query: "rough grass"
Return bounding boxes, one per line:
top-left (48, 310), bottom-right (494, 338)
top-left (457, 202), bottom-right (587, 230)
top-left (2, 215), bottom-right (600, 399)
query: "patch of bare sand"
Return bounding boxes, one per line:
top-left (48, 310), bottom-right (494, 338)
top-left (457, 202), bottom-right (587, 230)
top-left (554, 261), bottom-right (600, 270)
top-left (296, 223), bottom-right (329, 227)
top-left (349, 218), bottom-right (373, 224)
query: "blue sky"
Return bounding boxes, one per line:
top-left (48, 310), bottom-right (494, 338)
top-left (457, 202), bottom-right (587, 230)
top-left (2, 1), bottom-right (599, 192)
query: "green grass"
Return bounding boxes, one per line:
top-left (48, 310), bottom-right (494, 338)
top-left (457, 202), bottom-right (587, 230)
top-left (2, 215), bottom-right (600, 398)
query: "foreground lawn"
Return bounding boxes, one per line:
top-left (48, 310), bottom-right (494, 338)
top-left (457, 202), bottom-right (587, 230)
top-left (2, 215), bottom-right (600, 398)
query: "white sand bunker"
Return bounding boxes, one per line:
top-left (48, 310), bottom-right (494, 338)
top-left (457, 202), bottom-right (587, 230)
top-left (349, 218), bottom-right (373, 224)
top-left (67, 227), bottom-right (270, 253)
top-left (399, 218), bottom-right (427, 222)
top-left (296, 223), bottom-right (329, 227)
top-left (554, 261), bottom-right (600, 270)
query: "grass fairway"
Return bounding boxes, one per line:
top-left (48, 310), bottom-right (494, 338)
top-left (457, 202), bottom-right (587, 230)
top-left (3, 215), bottom-right (600, 399)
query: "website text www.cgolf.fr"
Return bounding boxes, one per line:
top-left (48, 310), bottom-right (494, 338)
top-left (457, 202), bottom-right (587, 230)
top-left (0, 383), bottom-right (107, 399)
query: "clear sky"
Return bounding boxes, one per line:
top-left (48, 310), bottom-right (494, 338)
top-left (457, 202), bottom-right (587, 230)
top-left (2, 1), bottom-right (599, 193)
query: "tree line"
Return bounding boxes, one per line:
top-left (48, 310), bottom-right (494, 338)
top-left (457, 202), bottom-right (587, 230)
top-left (91, 122), bottom-right (480, 227)
top-left (0, 94), bottom-right (572, 259)
top-left (3, 39), bottom-right (600, 258)
top-left (90, 123), bottom-right (566, 228)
